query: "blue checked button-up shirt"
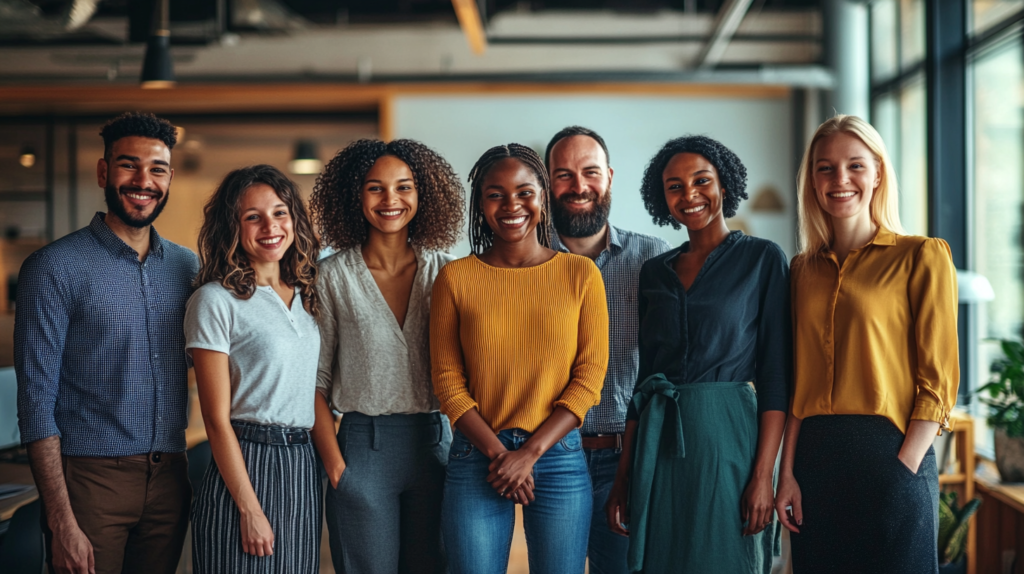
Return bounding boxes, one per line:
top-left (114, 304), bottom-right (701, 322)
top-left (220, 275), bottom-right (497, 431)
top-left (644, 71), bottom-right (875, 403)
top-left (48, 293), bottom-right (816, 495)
top-left (15, 212), bottom-right (199, 457)
top-left (552, 225), bottom-right (671, 435)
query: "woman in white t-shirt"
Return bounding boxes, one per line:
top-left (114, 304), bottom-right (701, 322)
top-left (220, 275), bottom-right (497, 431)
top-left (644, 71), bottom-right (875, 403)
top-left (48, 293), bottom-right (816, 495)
top-left (185, 164), bottom-right (323, 573)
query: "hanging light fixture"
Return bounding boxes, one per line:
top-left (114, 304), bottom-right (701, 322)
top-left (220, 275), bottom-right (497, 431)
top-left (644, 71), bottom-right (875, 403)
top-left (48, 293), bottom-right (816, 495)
top-left (19, 145), bottom-right (36, 168)
top-left (140, 0), bottom-right (175, 89)
top-left (288, 140), bottom-right (323, 175)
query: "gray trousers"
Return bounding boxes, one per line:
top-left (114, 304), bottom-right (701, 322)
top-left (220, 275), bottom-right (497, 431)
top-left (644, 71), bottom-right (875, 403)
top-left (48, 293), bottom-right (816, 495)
top-left (326, 412), bottom-right (451, 574)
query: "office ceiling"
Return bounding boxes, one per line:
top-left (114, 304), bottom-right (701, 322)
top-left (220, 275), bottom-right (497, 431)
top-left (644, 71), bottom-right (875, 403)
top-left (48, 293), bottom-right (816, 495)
top-left (0, 0), bottom-right (824, 84)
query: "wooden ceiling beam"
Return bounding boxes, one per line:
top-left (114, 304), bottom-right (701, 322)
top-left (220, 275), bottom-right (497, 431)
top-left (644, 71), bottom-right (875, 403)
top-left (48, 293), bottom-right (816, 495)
top-left (451, 0), bottom-right (487, 55)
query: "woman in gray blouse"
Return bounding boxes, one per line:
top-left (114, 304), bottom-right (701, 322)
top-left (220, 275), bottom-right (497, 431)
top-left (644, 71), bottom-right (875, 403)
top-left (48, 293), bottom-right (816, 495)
top-left (186, 165), bottom-right (323, 572)
top-left (310, 139), bottom-right (465, 573)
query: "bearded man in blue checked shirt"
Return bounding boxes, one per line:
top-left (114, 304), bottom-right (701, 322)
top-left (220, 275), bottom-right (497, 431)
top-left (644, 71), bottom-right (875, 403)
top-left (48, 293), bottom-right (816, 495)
top-left (15, 112), bottom-right (199, 574)
top-left (544, 126), bottom-right (671, 574)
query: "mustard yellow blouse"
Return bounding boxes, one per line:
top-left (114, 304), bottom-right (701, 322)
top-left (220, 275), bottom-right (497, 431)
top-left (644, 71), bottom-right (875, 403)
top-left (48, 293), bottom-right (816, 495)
top-left (790, 227), bottom-right (959, 433)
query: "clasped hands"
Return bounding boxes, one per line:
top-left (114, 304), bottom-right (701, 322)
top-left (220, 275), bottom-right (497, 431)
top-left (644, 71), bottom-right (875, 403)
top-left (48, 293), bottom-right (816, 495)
top-left (486, 447), bottom-right (538, 505)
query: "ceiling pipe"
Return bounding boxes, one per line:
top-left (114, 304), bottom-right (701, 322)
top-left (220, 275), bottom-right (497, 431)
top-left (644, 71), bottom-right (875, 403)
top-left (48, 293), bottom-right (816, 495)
top-left (695, 0), bottom-right (755, 69)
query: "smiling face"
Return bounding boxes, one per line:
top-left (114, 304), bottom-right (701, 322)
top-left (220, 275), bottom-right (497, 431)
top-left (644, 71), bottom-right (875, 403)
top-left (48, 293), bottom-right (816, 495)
top-left (361, 155), bottom-right (418, 238)
top-left (238, 183), bottom-right (295, 267)
top-left (662, 152), bottom-right (726, 231)
top-left (549, 135), bottom-right (613, 238)
top-left (480, 157), bottom-right (545, 246)
top-left (811, 132), bottom-right (881, 224)
top-left (97, 136), bottom-right (173, 228)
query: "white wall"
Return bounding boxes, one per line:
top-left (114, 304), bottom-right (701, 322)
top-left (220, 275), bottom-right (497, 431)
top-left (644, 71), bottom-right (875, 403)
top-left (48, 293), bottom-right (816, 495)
top-left (393, 94), bottom-right (797, 258)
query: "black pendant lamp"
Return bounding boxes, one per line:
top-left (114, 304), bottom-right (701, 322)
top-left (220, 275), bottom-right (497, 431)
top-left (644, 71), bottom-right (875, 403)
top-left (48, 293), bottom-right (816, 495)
top-left (140, 0), bottom-right (175, 89)
top-left (288, 140), bottom-right (323, 175)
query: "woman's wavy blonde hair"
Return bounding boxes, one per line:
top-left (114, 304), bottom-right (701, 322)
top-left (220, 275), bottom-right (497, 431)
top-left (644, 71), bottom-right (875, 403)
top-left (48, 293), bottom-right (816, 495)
top-left (195, 164), bottom-right (320, 319)
top-left (797, 114), bottom-right (906, 255)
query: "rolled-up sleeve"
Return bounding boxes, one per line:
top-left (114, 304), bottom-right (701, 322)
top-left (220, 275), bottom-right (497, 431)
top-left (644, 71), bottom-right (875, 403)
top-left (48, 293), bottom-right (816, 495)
top-left (14, 251), bottom-right (70, 444)
top-left (430, 268), bottom-right (478, 425)
top-left (554, 266), bottom-right (609, 425)
top-left (908, 238), bottom-right (959, 429)
top-left (315, 269), bottom-right (338, 401)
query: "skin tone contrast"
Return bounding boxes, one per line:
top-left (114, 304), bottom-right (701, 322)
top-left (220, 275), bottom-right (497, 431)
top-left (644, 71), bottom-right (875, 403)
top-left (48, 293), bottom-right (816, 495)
top-left (604, 152), bottom-right (786, 538)
top-left (549, 135), bottom-right (614, 258)
top-left (773, 132), bottom-right (940, 534)
top-left (193, 183), bottom-right (297, 558)
top-left (22, 135), bottom-right (176, 574)
top-left (453, 157), bottom-right (579, 506)
top-left (310, 155), bottom-right (421, 491)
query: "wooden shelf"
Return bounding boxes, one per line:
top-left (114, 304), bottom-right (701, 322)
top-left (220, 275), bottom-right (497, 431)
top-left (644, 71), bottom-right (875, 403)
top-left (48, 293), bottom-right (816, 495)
top-left (942, 411), bottom-right (977, 574)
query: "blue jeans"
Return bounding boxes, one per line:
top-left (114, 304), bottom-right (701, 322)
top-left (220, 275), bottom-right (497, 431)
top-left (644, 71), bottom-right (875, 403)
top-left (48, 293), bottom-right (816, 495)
top-left (583, 447), bottom-right (629, 574)
top-left (442, 428), bottom-right (591, 574)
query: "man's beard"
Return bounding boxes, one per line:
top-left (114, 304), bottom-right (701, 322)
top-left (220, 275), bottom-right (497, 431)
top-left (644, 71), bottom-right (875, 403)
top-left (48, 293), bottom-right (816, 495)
top-left (104, 184), bottom-right (168, 229)
top-left (551, 190), bottom-right (611, 238)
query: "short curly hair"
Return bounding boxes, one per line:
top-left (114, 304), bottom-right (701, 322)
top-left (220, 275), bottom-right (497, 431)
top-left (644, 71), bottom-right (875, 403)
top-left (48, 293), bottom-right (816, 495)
top-left (640, 135), bottom-right (748, 229)
top-left (310, 139), bottom-right (465, 251)
top-left (100, 111), bottom-right (177, 158)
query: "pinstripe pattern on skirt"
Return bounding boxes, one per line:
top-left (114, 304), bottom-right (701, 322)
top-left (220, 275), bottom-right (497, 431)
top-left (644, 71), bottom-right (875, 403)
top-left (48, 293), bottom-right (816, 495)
top-left (191, 427), bottom-right (322, 574)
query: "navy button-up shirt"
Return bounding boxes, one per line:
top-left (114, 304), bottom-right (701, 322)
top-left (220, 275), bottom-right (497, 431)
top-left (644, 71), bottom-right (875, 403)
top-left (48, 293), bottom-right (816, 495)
top-left (552, 225), bottom-right (671, 435)
top-left (627, 231), bottom-right (791, 419)
top-left (15, 212), bottom-right (199, 457)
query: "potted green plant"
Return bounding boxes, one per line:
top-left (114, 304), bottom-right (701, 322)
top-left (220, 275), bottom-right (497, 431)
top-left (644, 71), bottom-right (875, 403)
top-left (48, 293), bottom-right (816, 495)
top-left (938, 491), bottom-right (981, 573)
top-left (978, 339), bottom-right (1024, 481)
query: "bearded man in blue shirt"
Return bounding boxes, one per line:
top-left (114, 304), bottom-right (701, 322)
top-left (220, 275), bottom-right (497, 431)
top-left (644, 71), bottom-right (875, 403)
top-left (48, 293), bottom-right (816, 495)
top-left (545, 126), bottom-right (671, 574)
top-left (15, 112), bottom-right (199, 574)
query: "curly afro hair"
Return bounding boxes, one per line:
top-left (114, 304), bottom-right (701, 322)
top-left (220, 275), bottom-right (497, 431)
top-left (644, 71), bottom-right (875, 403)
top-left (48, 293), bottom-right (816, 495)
top-left (100, 111), bottom-right (177, 158)
top-left (310, 139), bottom-right (465, 251)
top-left (639, 135), bottom-right (748, 229)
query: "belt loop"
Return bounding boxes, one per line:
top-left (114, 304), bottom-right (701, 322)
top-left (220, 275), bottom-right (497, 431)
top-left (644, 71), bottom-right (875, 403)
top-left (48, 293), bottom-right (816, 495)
top-left (372, 417), bottom-right (380, 451)
top-left (615, 433), bottom-right (622, 454)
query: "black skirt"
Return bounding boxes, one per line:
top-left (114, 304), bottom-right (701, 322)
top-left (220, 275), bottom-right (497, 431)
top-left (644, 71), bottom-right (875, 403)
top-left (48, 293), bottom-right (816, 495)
top-left (790, 415), bottom-right (939, 574)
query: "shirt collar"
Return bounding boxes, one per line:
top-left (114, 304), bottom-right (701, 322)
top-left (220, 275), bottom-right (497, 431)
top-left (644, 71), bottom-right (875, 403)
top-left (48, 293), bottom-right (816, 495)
top-left (88, 211), bottom-right (165, 261)
top-left (552, 224), bottom-right (620, 255)
top-left (870, 226), bottom-right (898, 246)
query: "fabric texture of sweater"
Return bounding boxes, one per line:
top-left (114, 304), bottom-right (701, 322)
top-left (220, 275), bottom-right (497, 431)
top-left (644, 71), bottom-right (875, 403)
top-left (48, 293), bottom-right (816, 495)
top-left (430, 252), bottom-right (609, 432)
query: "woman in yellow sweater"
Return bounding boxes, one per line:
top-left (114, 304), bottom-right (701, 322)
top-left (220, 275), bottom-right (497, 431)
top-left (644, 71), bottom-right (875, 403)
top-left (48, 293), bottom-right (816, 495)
top-left (774, 115), bottom-right (958, 574)
top-left (430, 143), bottom-right (609, 574)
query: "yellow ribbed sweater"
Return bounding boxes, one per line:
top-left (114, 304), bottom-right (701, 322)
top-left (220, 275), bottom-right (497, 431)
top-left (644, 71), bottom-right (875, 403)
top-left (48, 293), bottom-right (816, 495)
top-left (430, 252), bottom-right (609, 432)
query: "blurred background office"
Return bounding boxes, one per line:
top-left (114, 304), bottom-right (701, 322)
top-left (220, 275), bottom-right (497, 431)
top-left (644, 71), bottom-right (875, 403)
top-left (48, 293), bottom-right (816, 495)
top-left (0, 1), bottom-right (1020, 573)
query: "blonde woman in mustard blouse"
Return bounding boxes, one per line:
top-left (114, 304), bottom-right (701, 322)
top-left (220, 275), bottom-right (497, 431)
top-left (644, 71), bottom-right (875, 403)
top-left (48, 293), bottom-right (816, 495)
top-left (431, 144), bottom-right (609, 574)
top-left (774, 115), bottom-right (958, 574)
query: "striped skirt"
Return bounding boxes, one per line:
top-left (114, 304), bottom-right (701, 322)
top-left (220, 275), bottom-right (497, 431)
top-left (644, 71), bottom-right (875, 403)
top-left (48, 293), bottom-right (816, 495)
top-left (191, 428), bottom-right (322, 573)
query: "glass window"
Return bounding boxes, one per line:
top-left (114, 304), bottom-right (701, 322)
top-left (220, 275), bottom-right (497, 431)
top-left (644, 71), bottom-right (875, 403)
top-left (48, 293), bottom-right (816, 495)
top-left (872, 92), bottom-right (900, 175)
top-left (898, 75), bottom-right (928, 236)
top-left (900, 0), bottom-right (926, 68)
top-left (871, 0), bottom-right (900, 82)
top-left (972, 0), bottom-right (1024, 35)
top-left (972, 37), bottom-right (1024, 454)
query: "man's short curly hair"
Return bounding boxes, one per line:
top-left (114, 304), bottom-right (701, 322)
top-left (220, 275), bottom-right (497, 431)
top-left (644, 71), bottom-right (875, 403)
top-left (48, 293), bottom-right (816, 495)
top-left (310, 139), bottom-right (466, 251)
top-left (99, 112), bottom-right (177, 158)
top-left (640, 135), bottom-right (749, 229)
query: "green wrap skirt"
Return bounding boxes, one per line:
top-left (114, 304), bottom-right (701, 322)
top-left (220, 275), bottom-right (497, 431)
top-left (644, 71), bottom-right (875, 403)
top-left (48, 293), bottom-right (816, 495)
top-left (627, 375), bottom-right (778, 574)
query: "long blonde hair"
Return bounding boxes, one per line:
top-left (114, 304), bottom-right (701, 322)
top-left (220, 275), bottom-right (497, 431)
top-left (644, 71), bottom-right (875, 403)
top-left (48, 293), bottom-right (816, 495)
top-left (796, 114), bottom-right (906, 255)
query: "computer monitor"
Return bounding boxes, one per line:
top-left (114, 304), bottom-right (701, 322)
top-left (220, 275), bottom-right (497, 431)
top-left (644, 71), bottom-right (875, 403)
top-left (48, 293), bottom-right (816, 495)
top-left (0, 367), bottom-right (20, 450)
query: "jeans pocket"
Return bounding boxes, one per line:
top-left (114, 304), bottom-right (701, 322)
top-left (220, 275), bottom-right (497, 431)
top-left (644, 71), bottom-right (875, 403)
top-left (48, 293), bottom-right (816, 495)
top-left (559, 430), bottom-right (583, 452)
top-left (449, 430), bottom-right (476, 460)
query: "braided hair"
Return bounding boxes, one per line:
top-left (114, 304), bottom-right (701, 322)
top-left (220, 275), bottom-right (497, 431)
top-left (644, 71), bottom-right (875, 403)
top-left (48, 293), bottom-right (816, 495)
top-left (466, 143), bottom-right (552, 254)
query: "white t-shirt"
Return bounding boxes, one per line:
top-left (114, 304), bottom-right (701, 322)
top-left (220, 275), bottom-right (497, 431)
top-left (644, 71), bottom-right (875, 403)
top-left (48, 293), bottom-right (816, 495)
top-left (185, 282), bottom-right (320, 429)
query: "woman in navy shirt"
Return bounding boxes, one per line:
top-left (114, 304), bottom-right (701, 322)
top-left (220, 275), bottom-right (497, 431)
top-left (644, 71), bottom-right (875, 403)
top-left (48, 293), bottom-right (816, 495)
top-left (605, 135), bottom-right (791, 573)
